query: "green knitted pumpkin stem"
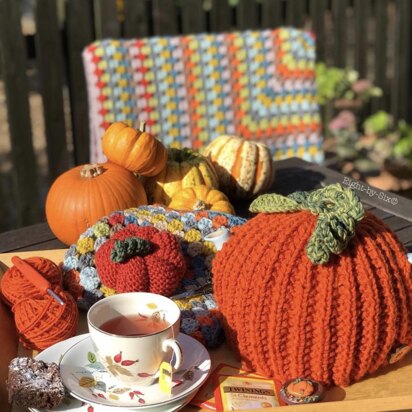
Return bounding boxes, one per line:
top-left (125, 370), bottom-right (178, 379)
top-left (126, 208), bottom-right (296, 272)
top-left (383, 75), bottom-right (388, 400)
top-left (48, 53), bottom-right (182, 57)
top-left (249, 183), bottom-right (365, 265)
top-left (111, 237), bottom-right (153, 263)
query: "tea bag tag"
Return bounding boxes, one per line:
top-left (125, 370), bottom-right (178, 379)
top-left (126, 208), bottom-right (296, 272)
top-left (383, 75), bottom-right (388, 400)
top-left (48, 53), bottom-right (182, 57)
top-left (159, 361), bottom-right (173, 394)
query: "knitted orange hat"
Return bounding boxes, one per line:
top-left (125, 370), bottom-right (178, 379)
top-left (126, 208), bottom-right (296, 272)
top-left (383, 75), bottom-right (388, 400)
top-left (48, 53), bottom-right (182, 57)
top-left (213, 184), bottom-right (412, 387)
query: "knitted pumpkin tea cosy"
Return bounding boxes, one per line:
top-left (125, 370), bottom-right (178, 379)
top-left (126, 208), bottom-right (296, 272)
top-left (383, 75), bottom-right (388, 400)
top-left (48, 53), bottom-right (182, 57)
top-left (213, 184), bottom-right (412, 387)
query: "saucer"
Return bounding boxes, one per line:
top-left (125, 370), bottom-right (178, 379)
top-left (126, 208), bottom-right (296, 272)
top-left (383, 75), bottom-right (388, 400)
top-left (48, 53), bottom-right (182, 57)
top-left (60, 333), bottom-right (211, 409)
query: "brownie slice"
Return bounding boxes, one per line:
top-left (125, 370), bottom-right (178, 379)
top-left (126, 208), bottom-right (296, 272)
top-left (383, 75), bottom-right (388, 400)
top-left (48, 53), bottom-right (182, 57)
top-left (7, 357), bottom-right (65, 410)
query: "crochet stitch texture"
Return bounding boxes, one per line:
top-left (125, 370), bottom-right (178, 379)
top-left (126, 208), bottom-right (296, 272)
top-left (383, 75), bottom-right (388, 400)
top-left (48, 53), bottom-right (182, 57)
top-left (95, 225), bottom-right (187, 296)
top-left (213, 185), bottom-right (412, 387)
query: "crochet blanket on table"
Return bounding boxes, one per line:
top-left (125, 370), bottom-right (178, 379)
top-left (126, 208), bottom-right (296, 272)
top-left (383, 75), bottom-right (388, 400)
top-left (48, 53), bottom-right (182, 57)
top-left (83, 28), bottom-right (322, 163)
top-left (62, 206), bottom-right (246, 348)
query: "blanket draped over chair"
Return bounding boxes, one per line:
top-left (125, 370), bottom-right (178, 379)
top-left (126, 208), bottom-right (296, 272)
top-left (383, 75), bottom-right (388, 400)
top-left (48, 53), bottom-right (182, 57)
top-left (83, 28), bottom-right (323, 163)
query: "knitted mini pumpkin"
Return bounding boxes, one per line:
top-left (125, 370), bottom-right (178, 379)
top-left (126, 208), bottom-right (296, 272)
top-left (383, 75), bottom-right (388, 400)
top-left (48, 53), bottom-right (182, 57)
top-left (213, 184), bottom-right (412, 387)
top-left (95, 225), bottom-right (187, 296)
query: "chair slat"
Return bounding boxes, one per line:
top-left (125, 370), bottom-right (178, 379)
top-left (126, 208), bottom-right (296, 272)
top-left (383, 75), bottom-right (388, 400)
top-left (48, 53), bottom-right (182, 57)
top-left (310, 0), bottom-right (327, 61)
top-left (261, 0), bottom-right (283, 30)
top-left (123, 0), bottom-right (150, 38)
top-left (35, 0), bottom-right (69, 179)
top-left (94, 0), bottom-right (121, 38)
top-left (152, 0), bottom-right (178, 35)
top-left (210, 0), bottom-right (232, 32)
top-left (286, 0), bottom-right (305, 28)
top-left (0, 0), bottom-right (39, 226)
top-left (372, 0), bottom-right (389, 113)
top-left (393, 0), bottom-right (412, 123)
top-left (181, 0), bottom-right (206, 34)
top-left (354, 0), bottom-right (368, 77)
top-left (332, 0), bottom-right (348, 68)
top-left (236, 0), bottom-right (259, 30)
top-left (66, 0), bottom-right (94, 164)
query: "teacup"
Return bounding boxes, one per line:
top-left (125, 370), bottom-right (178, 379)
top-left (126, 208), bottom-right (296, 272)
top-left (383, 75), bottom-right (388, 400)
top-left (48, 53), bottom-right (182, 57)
top-left (87, 292), bottom-right (182, 386)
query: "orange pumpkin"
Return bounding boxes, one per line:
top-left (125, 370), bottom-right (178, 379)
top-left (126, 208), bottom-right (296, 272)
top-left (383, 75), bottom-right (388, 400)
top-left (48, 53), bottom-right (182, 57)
top-left (169, 185), bottom-right (235, 214)
top-left (45, 163), bottom-right (147, 245)
top-left (102, 122), bottom-right (167, 176)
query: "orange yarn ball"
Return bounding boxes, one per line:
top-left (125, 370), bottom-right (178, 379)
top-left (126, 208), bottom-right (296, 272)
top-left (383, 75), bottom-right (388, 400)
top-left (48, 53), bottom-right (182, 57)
top-left (12, 287), bottom-right (78, 351)
top-left (0, 257), bottom-right (62, 306)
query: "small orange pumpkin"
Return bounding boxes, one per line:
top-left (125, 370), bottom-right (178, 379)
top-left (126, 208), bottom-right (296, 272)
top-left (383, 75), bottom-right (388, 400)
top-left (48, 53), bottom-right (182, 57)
top-left (45, 163), bottom-right (147, 245)
top-left (169, 185), bottom-right (235, 214)
top-left (102, 122), bottom-right (167, 176)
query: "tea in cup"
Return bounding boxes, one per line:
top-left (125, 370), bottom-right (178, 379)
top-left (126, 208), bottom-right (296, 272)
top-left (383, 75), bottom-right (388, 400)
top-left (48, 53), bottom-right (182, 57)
top-left (87, 292), bottom-right (182, 386)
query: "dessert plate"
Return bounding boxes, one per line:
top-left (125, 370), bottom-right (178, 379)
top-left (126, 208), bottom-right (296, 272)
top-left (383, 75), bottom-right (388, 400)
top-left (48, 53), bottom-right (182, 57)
top-left (29, 333), bottom-right (209, 412)
top-left (59, 333), bottom-right (210, 409)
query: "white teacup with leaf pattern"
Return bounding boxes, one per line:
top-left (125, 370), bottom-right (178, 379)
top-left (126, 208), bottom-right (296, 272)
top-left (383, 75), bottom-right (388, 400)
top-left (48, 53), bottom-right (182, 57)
top-left (87, 292), bottom-right (182, 386)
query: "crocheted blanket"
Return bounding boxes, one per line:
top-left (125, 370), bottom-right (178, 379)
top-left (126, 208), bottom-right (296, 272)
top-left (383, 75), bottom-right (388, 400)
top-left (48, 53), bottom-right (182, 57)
top-left (62, 206), bottom-right (246, 347)
top-left (83, 28), bottom-right (322, 163)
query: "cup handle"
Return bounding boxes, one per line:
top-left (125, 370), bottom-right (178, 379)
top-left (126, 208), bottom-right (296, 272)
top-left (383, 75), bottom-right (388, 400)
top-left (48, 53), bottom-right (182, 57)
top-left (162, 338), bottom-right (183, 370)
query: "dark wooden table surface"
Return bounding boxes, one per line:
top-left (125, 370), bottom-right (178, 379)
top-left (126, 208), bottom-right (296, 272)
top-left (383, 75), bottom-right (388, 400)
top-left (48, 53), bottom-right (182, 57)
top-left (0, 157), bottom-right (411, 253)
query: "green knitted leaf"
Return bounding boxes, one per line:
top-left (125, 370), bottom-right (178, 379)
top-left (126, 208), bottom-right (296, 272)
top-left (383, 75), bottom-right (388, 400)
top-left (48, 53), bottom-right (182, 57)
top-left (249, 184), bottom-right (365, 265)
top-left (111, 237), bottom-right (153, 263)
top-left (249, 194), bottom-right (302, 213)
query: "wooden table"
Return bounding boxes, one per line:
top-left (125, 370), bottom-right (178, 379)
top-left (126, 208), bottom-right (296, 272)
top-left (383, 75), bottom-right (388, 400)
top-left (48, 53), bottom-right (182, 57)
top-left (1, 157), bottom-right (412, 412)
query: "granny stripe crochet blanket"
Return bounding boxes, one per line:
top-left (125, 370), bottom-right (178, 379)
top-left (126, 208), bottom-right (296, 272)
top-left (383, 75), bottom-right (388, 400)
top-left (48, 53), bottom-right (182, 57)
top-left (83, 28), bottom-right (322, 163)
top-left (62, 205), bottom-right (246, 348)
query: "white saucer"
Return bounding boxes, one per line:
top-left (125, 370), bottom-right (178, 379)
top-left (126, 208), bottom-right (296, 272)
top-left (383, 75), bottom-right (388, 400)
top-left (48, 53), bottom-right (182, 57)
top-left (30, 333), bottom-right (210, 412)
top-left (59, 333), bottom-right (210, 410)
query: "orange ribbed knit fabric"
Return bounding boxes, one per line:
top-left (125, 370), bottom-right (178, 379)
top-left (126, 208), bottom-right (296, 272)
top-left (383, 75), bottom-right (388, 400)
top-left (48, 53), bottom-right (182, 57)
top-left (213, 210), bottom-right (412, 387)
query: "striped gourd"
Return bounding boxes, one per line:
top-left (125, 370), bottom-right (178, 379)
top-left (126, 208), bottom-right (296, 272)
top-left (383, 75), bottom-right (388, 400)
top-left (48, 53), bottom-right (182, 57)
top-left (204, 135), bottom-right (275, 199)
top-left (144, 148), bottom-right (219, 205)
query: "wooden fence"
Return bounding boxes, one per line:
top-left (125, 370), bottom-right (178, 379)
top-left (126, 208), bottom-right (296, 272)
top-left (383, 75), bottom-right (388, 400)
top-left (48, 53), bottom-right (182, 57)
top-left (0, 0), bottom-right (411, 232)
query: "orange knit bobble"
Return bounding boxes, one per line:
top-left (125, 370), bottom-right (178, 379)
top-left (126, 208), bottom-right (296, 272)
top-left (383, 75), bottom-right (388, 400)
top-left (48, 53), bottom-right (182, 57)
top-left (0, 257), bottom-right (61, 306)
top-left (12, 287), bottom-right (78, 351)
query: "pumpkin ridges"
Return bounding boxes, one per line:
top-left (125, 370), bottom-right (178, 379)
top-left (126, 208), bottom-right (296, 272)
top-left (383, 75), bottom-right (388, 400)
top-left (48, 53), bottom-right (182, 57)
top-left (237, 142), bottom-right (258, 198)
top-left (105, 167), bottom-right (147, 208)
top-left (102, 122), bottom-right (167, 176)
top-left (252, 146), bottom-right (262, 195)
top-left (145, 149), bottom-right (219, 205)
top-left (253, 144), bottom-right (272, 194)
top-left (105, 128), bottom-right (137, 167)
top-left (181, 163), bottom-right (202, 188)
top-left (204, 188), bottom-right (224, 203)
top-left (205, 135), bottom-right (230, 159)
top-left (126, 132), bottom-right (158, 171)
top-left (168, 184), bottom-right (234, 214)
top-left (205, 135), bottom-right (275, 199)
top-left (142, 142), bottom-right (168, 176)
top-left (231, 140), bottom-right (246, 180)
top-left (197, 159), bottom-right (219, 188)
top-left (216, 137), bottom-right (242, 189)
top-left (151, 166), bottom-right (169, 205)
top-left (211, 201), bottom-right (235, 214)
top-left (45, 163), bottom-right (147, 245)
top-left (258, 144), bottom-right (275, 192)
